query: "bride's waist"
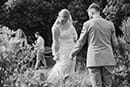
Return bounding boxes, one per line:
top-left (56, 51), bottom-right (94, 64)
top-left (59, 46), bottom-right (74, 53)
top-left (59, 43), bottom-right (75, 48)
top-left (60, 40), bottom-right (74, 44)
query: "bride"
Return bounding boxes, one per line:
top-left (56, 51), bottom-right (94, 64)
top-left (47, 9), bottom-right (78, 83)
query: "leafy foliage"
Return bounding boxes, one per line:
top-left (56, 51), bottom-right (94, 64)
top-left (112, 18), bottom-right (130, 87)
top-left (1, 0), bottom-right (58, 46)
top-left (102, 1), bottom-right (130, 86)
top-left (0, 26), bottom-right (54, 87)
top-left (102, 0), bottom-right (130, 37)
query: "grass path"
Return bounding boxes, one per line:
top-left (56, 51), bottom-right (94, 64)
top-left (30, 68), bottom-right (91, 87)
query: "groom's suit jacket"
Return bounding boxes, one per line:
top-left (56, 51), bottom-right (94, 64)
top-left (72, 16), bottom-right (118, 67)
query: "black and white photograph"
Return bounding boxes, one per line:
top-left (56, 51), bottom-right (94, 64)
top-left (0, 0), bottom-right (130, 87)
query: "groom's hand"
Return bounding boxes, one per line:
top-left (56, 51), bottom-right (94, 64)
top-left (53, 53), bottom-right (59, 61)
top-left (53, 56), bottom-right (59, 61)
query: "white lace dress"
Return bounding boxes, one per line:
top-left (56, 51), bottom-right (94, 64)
top-left (47, 23), bottom-right (77, 82)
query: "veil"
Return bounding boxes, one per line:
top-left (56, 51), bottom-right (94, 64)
top-left (51, 9), bottom-right (75, 56)
top-left (52, 9), bottom-right (73, 31)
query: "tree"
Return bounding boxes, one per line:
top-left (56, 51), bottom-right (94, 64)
top-left (102, 0), bottom-right (130, 86)
top-left (0, 0), bottom-right (69, 46)
top-left (102, 0), bottom-right (130, 37)
top-left (0, 0), bottom-right (8, 8)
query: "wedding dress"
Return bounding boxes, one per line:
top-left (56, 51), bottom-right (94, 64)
top-left (47, 22), bottom-right (77, 83)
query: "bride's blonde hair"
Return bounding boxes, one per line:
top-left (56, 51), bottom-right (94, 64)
top-left (52, 9), bottom-right (73, 30)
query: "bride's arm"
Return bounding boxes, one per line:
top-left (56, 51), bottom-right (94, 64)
top-left (51, 27), bottom-right (60, 57)
top-left (73, 27), bottom-right (78, 43)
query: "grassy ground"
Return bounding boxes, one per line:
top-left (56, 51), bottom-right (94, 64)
top-left (15, 68), bottom-right (91, 87)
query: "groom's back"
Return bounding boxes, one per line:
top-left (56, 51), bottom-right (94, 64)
top-left (86, 17), bottom-right (116, 67)
top-left (87, 17), bottom-right (113, 50)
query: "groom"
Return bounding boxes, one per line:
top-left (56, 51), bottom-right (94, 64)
top-left (70, 3), bottom-right (118, 87)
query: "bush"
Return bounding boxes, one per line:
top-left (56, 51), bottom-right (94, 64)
top-left (0, 26), bottom-right (53, 87)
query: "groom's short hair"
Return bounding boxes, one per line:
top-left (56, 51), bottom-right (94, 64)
top-left (87, 3), bottom-right (100, 12)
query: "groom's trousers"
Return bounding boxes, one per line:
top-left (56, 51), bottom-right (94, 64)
top-left (88, 66), bottom-right (114, 87)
